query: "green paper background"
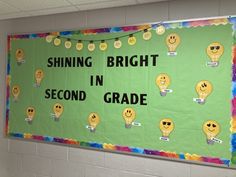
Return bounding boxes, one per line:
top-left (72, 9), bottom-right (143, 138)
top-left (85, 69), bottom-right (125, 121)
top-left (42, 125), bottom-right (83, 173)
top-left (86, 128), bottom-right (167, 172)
top-left (9, 24), bottom-right (232, 160)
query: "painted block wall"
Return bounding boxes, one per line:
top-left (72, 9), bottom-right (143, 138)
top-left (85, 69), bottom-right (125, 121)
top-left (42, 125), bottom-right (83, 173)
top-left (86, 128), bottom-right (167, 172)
top-left (0, 0), bottom-right (236, 176)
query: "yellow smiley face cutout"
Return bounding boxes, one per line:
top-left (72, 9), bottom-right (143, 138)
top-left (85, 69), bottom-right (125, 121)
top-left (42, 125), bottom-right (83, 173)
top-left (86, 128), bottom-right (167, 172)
top-left (159, 118), bottom-right (174, 137)
top-left (88, 112), bottom-right (100, 130)
top-left (206, 42), bottom-right (224, 62)
top-left (156, 74), bottom-right (170, 88)
top-left (12, 85), bottom-right (20, 98)
top-left (122, 108), bottom-right (136, 128)
top-left (203, 120), bottom-right (220, 136)
top-left (53, 103), bottom-right (64, 118)
top-left (15, 49), bottom-right (24, 62)
top-left (156, 74), bottom-right (171, 96)
top-left (26, 107), bottom-right (35, 120)
top-left (35, 69), bottom-right (44, 86)
top-left (35, 69), bottom-right (44, 80)
top-left (166, 33), bottom-right (181, 52)
top-left (195, 80), bottom-right (213, 100)
top-left (203, 120), bottom-right (220, 145)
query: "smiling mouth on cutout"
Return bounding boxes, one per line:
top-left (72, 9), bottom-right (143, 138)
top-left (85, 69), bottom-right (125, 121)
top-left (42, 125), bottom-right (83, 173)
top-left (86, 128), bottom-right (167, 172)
top-left (211, 50), bottom-right (218, 54)
top-left (161, 81), bottom-right (166, 85)
top-left (13, 90), bottom-right (18, 94)
top-left (125, 113), bottom-right (132, 118)
top-left (168, 39), bottom-right (176, 44)
top-left (200, 87), bottom-right (206, 92)
top-left (91, 118), bottom-right (96, 122)
top-left (208, 128), bottom-right (215, 132)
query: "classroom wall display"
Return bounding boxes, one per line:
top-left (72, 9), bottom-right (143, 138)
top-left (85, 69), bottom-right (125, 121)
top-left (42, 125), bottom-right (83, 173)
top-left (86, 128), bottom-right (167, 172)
top-left (6, 16), bottom-right (236, 168)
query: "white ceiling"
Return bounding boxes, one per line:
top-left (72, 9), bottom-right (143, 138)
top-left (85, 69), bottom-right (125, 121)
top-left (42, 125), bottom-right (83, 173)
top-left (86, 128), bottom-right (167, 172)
top-left (0, 0), bottom-right (168, 20)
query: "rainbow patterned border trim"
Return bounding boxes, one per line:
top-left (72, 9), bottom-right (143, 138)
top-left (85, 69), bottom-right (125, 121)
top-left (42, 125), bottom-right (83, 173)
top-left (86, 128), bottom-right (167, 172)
top-left (6, 17), bottom-right (236, 167)
top-left (8, 17), bottom-right (236, 39)
top-left (6, 132), bottom-right (231, 166)
top-left (231, 18), bottom-right (236, 165)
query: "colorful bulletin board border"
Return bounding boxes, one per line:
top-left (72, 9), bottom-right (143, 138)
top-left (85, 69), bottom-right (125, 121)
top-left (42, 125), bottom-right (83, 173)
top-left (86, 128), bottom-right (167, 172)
top-left (6, 16), bottom-right (236, 168)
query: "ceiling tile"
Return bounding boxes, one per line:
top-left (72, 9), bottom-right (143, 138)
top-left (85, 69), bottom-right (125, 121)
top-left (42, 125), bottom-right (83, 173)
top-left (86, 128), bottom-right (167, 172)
top-left (28, 6), bottom-right (78, 16)
top-left (1, 0), bottom-right (71, 11)
top-left (0, 0), bottom-right (170, 20)
top-left (0, 1), bottom-right (20, 14)
top-left (77, 0), bottom-right (136, 11)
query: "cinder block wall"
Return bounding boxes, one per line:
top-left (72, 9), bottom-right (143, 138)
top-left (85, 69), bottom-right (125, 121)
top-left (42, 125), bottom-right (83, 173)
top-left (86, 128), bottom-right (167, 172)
top-left (0, 0), bottom-right (236, 176)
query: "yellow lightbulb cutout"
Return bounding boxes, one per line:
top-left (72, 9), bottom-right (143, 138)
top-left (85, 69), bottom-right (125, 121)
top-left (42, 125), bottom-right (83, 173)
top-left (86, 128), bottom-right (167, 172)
top-left (99, 40), bottom-right (108, 51)
top-left (35, 69), bottom-right (44, 87)
top-left (88, 112), bottom-right (100, 132)
top-left (64, 39), bottom-right (72, 49)
top-left (206, 42), bottom-right (224, 67)
top-left (128, 34), bottom-right (136, 45)
top-left (122, 108), bottom-right (136, 128)
top-left (46, 35), bottom-right (53, 43)
top-left (88, 41), bottom-right (95, 52)
top-left (203, 120), bottom-right (220, 145)
top-left (15, 49), bottom-right (25, 65)
top-left (155, 73), bottom-right (171, 96)
top-left (76, 40), bottom-right (83, 51)
top-left (53, 103), bottom-right (64, 121)
top-left (12, 85), bottom-right (20, 102)
top-left (143, 29), bottom-right (152, 40)
top-left (195, 80), bottom-right (213, 104)
top-left (159, 118), bottom-right (174, 139)
top-left (54, 37), bottom-right (61, 46)
top-left (114, 38), bottom-right (122, 49)
top-left (166, 33), bottom-right (180, 55)
top-left (25, 106), bottom-right (35, 124)
top-left (156, 25), bottom-right (165, 35)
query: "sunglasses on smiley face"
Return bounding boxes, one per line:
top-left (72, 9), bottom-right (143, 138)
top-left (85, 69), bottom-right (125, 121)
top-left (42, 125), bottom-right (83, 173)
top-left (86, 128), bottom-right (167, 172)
top-left (162, 121), bottom-right (171, 126)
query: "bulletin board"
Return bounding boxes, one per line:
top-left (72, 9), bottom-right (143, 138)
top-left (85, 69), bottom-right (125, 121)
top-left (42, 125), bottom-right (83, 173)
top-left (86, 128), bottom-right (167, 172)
top-left (6, 16), bottom-right (236, 167)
